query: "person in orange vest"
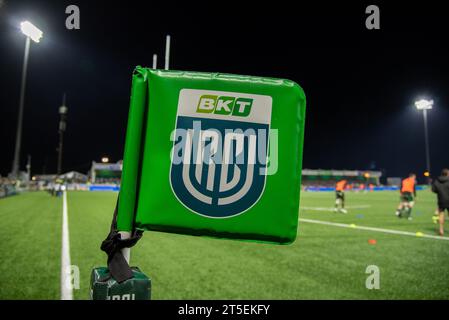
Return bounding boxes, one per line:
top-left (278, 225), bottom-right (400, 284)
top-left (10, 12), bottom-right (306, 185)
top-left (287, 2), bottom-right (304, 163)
top-left (334, 179), bottom-right (348, 213)
top-left (395, 173), bottom-right (417, 220)
top-left (369, 183), bottom-right (375, 192)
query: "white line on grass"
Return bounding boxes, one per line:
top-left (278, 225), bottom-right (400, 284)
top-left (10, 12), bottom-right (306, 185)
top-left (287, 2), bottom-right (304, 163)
top-left (61, 190), bottom-right (73, 300)
top-left (299, 218), bottom-right (449, 241)
top-left (301, 205), bottom-right (371, 212)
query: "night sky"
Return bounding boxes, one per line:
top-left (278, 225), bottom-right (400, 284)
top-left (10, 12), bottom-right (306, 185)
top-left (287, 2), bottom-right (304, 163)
top-left (1, 1), bottom-right (448, 182)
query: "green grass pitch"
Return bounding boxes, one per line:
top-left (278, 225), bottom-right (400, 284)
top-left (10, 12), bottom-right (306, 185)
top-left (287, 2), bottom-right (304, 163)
top-left (0, 190), bottom-right (448, 299)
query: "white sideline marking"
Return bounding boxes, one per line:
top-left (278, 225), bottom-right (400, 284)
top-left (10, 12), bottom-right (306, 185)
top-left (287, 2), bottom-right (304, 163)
top-left (301, 205), bottom-right (371, 212)
top-left (299, 218), bottom-right (449, 241)
top-left (61, 191), bottom-right (73, 300)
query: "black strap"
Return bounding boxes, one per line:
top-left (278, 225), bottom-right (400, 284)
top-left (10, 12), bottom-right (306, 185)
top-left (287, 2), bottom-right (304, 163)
top-left (100, 201), bottom-right (143, 283)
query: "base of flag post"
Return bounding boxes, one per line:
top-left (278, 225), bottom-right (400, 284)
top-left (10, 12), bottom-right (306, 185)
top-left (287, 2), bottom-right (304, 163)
top-left (90, 267), bottom-right (151, 300)
top-left (91, 231), bottom-right (151, 300)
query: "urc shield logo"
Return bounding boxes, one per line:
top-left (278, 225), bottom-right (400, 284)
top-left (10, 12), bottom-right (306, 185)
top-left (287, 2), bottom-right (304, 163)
top-left (170, 89), bottom-right (273, 218)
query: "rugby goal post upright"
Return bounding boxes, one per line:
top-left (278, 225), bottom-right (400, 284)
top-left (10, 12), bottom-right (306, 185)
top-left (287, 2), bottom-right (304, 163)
top-left (152, 54), bottom-right (157, 69)
top-left (165, 35), bottom-right (170, 70)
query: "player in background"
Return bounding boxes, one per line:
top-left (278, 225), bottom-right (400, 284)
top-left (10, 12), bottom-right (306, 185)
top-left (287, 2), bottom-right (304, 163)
top-left (359, 183), bottom-right (365, 193)
top-left (395, 173), bottom-right (417, 220)
top-left (432, 168), bottom-right (449, 236)
top-left (334, 179), bottom-right (348, 213)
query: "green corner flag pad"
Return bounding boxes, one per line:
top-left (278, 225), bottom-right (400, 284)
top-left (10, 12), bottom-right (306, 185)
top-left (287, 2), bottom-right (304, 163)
top-left (117, 67), bottom-right (306, 244)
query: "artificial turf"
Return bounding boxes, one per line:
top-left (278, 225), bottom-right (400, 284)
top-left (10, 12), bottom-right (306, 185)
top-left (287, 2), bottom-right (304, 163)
top-left (0, 192), bottom-right (61, 299)
top-left (1, 190), bottom-right (448, 299)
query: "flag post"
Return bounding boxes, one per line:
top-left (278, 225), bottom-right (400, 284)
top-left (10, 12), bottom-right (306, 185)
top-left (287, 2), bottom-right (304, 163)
top-left (116, 36), bottom-right (171, 270)
top-left (90, 68), bottom-right (153, 300)
top-left (119, 231), bottom-right (131, 263)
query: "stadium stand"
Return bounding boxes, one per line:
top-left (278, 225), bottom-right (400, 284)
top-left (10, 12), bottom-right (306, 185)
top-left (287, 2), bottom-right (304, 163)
top-left (0, 177), bottom-right (17, 198)
top-left (302, 169), bottom-right (382, 191)
top-left (89, 160), bottom-right (122, 185)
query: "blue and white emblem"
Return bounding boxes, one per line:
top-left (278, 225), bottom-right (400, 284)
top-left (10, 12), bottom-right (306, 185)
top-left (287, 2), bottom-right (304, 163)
top-left (170, 89), bottom-right (272, 218)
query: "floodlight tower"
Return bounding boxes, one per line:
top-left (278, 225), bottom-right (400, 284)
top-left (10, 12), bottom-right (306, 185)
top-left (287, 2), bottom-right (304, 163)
top-left (415, 99), bottom-right (433, 184)
top-left (11, 21), bottom-right (43, 179)
top-left (57, 94), bottom-right (68, 175)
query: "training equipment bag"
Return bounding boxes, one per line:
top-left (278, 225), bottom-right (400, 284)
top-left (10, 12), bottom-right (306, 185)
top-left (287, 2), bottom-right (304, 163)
top-left (117, 67), bottom-right (306, 244)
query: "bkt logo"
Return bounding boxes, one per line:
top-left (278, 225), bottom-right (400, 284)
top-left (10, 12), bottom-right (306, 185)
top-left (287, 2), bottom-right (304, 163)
top-left (170, 89), bottom-right (273, 218)
top-left (196, 95), bottom-right (253, 117)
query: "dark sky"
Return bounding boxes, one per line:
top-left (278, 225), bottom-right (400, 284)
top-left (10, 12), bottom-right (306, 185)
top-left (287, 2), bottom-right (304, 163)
top-left (1, 1), bottom-right (448, 182)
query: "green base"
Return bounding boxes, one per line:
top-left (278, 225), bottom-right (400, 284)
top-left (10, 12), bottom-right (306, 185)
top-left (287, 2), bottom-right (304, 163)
top-left (90, 267), bottom-right (151, 300)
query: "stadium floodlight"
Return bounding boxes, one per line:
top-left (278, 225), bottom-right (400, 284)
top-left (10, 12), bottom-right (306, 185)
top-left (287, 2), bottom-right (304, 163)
top-left (101, 157), bottom-right (109, 163)
top-left (415, 99), bottom-right (433, 110)
top-left (414, 98), bottom-right (433, 184)
top-left (20, 21), bottom-right (43, 43)
top-left (11, 21), bottom-right (43, 179)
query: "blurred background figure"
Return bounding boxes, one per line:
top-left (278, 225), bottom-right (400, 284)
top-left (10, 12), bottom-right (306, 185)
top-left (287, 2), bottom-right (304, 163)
top-left (432, 168), bottom-right (449, 236)
top-left (395, 173), bottom-right (417, 220)
top-left (334, 179), bottom-right (348, 214)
